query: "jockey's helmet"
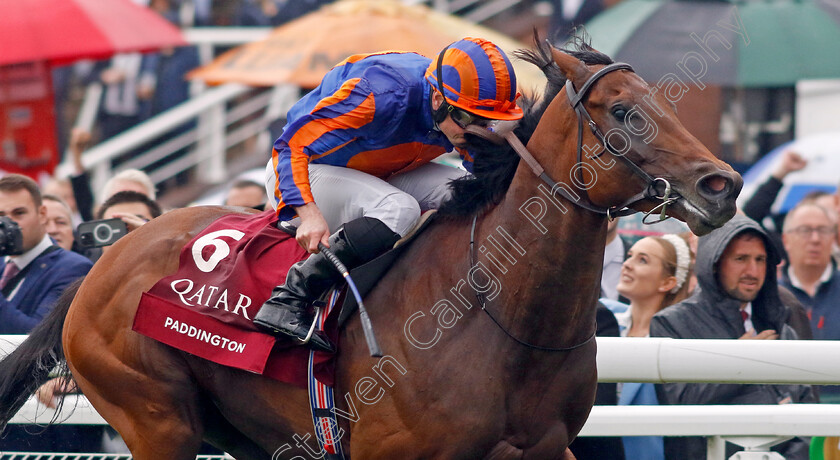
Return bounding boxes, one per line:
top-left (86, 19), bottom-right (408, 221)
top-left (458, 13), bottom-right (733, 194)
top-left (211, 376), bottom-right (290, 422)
top-left (426, 37), bottom-right (524, 121)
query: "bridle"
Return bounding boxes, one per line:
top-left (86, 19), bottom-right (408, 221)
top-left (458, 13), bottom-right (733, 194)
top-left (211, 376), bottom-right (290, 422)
top-left (566, 62), bottom-right (679, 222)
top-left (465, 61), bottom-right (683, 352)
top-left (475, 62), bottom-right (680, 224)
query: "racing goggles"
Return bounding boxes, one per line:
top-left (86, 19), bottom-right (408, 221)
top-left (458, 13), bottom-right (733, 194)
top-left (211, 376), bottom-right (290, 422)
top-left (448, 105), bottom-right (491, 129)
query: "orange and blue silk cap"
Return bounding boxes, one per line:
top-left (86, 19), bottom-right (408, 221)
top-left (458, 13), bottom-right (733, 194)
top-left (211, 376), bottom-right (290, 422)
top-left (426, 37), bottom-right (524, 121)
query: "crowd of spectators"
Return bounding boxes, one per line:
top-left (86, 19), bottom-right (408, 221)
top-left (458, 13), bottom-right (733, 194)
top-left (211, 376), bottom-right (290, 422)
top-left (651, 215), bottom-right (816, 460)
top-left (572, 149), bottom-right (840, 460)
top-left (0, 168), bottom-right (246, 454)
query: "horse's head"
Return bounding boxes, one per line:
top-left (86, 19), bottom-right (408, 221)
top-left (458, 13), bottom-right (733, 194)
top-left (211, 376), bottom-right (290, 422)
top-left (531, 46), bottom-right (742, 235)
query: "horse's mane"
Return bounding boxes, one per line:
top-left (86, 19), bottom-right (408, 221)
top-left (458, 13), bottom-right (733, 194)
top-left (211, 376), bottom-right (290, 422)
top-left (437, 33), bottom-right (614, 218)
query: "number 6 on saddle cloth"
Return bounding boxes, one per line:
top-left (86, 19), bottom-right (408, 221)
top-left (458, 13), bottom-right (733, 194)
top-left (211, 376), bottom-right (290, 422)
top-left (133, 209), bottom-right (436, 375)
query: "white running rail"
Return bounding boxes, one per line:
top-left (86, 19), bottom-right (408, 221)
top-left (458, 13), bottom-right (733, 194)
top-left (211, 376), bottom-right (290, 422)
top-left (4, 336), bottom-right (840, 459)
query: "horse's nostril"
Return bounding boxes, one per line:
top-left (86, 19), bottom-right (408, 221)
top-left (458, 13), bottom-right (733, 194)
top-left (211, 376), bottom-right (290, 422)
top-left (697, 173), bottom-right (733, 199)
top-left (705, 176), bottom-right (728, 193)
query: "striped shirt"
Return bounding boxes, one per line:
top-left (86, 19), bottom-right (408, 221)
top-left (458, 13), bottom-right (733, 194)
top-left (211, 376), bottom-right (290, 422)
top-left (270, 51), bottom-right (473, 220)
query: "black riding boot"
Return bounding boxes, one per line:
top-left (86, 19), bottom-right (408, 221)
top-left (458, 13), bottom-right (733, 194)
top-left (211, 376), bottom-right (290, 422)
top-left (254, 217), bottom-right (400, 353)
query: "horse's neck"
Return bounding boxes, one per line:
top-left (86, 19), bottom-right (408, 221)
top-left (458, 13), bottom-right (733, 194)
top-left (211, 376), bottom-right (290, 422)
top-left (479, 142), bottom-right (606, 352)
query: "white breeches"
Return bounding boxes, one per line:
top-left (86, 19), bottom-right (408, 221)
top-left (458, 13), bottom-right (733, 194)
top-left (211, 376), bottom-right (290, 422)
top-left (265, 161), bottom-right (466, 237)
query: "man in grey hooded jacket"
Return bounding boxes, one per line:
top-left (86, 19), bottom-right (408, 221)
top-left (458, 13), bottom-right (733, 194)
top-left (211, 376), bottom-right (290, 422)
top-left (650, 214), bottom-right (815, 460)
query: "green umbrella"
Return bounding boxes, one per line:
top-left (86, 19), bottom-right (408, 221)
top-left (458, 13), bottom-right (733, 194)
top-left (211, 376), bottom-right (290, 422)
top-left (584, 0), bottom-right (840, 87)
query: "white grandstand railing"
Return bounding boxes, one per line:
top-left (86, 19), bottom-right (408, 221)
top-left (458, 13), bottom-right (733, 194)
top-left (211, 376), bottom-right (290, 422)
top-left (3, 336), bottom-right (840, 459)
top-left (57, 82), bottom-right (300, 203)
top-left (596, 336), bottom-right (840, 384)
top-left (56, 27), bottom-right (295, 204)
top-left (6, 336), bottom-right (840, 385)
top-left (402, 0), bottom-right (524, 23)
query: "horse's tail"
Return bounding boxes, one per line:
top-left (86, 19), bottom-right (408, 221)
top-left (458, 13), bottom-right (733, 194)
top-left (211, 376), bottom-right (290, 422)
top-left (0, 277), bottom-right (83, 430)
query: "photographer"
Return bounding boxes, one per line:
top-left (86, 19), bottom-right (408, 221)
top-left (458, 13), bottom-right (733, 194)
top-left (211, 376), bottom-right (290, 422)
top-left (97, 190), bottom-right (161, 228)
top-left (0, 175), bottom-right (93, 334)
top-left (0, 177), bottom-right (99, 453)
top-left (79, 191), bottom-right (163, 263)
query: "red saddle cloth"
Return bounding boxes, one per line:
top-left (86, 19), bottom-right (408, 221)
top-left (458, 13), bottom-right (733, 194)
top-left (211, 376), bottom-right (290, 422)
top-left (132, 210), bottom-right (340, 388)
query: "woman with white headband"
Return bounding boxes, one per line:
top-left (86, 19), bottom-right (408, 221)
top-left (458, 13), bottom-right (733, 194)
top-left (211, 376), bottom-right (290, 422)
top-left (609, 233), bottom-right (694, 460)
top-left (615, 234), bottom-right (694, 337)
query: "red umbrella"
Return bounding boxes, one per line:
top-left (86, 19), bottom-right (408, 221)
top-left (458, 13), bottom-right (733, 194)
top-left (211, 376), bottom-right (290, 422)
top-left (0, 0), bottom-right (186, 179)
top-left (0, 0), bottom-right (187, 66)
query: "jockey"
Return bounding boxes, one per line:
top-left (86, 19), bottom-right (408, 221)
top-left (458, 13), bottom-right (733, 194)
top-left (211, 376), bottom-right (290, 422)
top-left (254, 37), bottom-right (524, 352)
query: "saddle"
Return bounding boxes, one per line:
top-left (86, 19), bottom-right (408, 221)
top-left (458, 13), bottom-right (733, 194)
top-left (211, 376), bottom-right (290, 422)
top-left (132, 209), bottom-right (436, 388)
top-left (333, 210), bottom-right (437, 326)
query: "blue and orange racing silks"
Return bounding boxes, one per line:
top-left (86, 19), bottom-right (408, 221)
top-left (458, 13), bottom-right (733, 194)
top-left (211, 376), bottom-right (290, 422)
top-left (270, 51), bottom-right (474, 220)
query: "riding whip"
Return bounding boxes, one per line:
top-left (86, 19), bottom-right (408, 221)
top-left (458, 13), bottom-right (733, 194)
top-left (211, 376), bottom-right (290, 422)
top-left (317, 242), bottom-right (383, 357)
top-left (277, 220), bottom-right (382, 357)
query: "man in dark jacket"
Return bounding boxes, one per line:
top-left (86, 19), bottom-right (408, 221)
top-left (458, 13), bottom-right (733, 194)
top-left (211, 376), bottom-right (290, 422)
top-left (650, 214), bottom-right (815, 460)
top-left (0, 175), bottom-right (93, 333)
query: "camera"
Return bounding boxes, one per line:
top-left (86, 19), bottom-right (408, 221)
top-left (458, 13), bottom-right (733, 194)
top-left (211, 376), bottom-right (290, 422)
top-left (78, 218), bottom-right (128, 248)
top-left (0, 216), bottom-right (23, 256)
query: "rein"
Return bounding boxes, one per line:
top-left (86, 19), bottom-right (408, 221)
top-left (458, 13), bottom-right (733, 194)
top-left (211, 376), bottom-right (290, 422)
top-left (564, 63), bottom-right (678, 222)
top-left (460, 62), bottom-right (682, 352)
top-left (467, 62), bottom-right (679, 223)
top-left (468, 215), bottom-right (597, 352)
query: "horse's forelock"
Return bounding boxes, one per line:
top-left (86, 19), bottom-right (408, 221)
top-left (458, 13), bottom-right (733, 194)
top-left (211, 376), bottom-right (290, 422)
top-left (515, 31), bottom-right (614, 115)
top-left (561, 32), bottom-right (614, 67)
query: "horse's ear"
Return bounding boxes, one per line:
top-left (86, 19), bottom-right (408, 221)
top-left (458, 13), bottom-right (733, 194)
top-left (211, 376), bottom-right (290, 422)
top-left (550, 47), bottom-right (589, 83)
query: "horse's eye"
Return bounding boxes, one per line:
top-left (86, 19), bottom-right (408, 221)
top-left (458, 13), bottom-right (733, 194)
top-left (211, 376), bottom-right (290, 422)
top-left (612, 106), bottom-right (628, 121)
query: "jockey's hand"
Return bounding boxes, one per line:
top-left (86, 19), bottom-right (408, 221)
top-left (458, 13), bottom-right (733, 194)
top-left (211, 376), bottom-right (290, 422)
top-left (295, 203), bottom-right (330, 253)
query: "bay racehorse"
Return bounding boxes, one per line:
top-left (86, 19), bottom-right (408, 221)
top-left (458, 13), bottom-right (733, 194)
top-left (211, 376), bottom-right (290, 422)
top-left (0, 39), bottom-right (741, 459)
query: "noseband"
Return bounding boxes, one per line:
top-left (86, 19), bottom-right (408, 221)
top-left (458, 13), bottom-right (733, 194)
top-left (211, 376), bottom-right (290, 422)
top-left (565, 62), bottom-right (679, 222)
top-left (475, 62), bottom-right (680, 223)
